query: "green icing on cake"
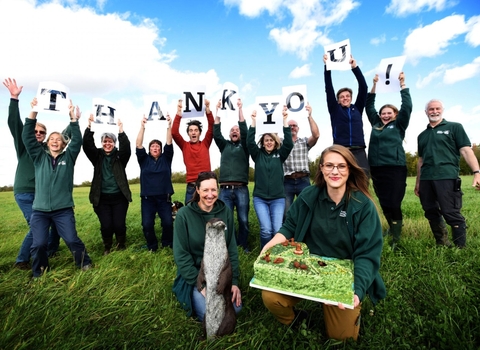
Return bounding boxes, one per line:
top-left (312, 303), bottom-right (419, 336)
top-left (253, 241), bottom-right (354, 306)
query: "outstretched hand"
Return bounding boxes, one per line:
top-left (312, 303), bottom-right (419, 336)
top-left (3, 78), bottom-right (23, 99)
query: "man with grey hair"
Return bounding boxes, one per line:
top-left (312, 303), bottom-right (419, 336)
top-left (415, 99), bottom-right (480, 247)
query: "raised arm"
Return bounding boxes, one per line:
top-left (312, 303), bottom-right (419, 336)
top-left (351, 56), bottom-right (368, 112)
top-left (171, 99), bottom-right (185, 149)
top-left (3, 78), bottom-right (23, 99)
top-left (396, 72), bottom-right (413, 131)
top-left (136, 116), bottom-right (147, 149)
top-left (366, 75), bottom-right (379, 126)
top-left (305, 103), bottom-right (319, 148)
top-left (203, 99), bottom-right (214, 147)
top-left (166, 114), bottom-right (172, 145)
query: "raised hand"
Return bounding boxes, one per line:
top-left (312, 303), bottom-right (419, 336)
top-left (3, 78), bottom-right (23, 99)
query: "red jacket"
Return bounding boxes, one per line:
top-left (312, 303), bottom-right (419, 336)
top-left (172, 112), bottom-right (214, 183)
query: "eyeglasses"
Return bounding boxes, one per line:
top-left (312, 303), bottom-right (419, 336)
top-left (321, 163), bottom-right (349, 172)
top-left (35, 130), bottom-right (46, 135)
top-left (288, 124), bottom-right (298, 128)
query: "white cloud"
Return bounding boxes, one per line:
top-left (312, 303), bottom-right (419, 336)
top-left (466, 15), bottom-right (480, 47)
top-left (386, 0), bottom-right (456, 17)
top-left (289, 64), bottom-right (312, 79)
top-left (415, 64), bottom-right (449, 88)
top-left (0, 0), bottom-right (220, 97)
top-left (223, 0), bottom-right (284, 17)
top-left (226, 0), bottom-right (360, 60)
top-left (444, 56), bottom-right (480, 84)
top-left (370, 34), bottom-right (386, 46)
top-left (403, 14), bottom-right (468, 64)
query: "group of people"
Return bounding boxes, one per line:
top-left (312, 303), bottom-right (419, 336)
top-left (5, 53), bottom-right (480, 341)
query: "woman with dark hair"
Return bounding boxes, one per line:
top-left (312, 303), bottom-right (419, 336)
top-left (260, 145), bottom-right (386, 341)
top-left (247, 106), bottom-right (293, 249)
top-left (172, 171), bottom-right (242, 321)
top-left (136, 115), bottom-right (174, 250)
top-left (366, 72), bottom-right (412, 249)
top-left (83, 115), bottom-right (132, 255)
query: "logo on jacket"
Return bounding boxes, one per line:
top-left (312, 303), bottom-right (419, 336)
top-left (339, 211), bottom-right (347, 218)
top-left (436, 130), bottom-right (450, 135)
top-left (58, 160), bottom-right (67, 166)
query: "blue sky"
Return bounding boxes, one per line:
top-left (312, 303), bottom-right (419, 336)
top-left (1, 0), bottom-right (479, 186)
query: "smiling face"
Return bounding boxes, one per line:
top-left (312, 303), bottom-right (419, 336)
top-left (229, 125), bottom-right (240, 142)
top-left (262, 134), bottom-right (276, 153)
top-left (47, 132), bottom-right (66, 154)
top-left (102, 137), bottom-right (115, 155)
top-left (425, 100), bottom-right (444, 127)
top-left (188, 125), bottom-right (201, 143)
top-left (321, 152), bottom-right (349, 191)
top-left (35, 125), bottom-right (47, 143)
top-left (337, 91), bottom-right (352, 108)
top-left (379, 107), bottom-right (397, 125)
top-left (196, 178), bottom-right (218, 212)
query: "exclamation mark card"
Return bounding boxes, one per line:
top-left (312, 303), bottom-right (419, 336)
top-left (376, 56), bottom-right (406, 93)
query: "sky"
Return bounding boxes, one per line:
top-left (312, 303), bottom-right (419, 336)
top-left (1, 0), bottom-right (479, 186)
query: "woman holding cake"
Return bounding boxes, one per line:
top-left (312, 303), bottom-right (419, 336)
top-left (260, 145), bottom-right (386, 341)
top-left (172, 171), bottom-right (242, 321)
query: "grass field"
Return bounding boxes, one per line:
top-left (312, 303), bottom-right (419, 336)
top-left (0, 177), bottom-right (479, 349)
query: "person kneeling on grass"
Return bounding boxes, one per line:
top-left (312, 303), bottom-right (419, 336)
top-left (260, 145), bottom-right (386, 341)
top-left (22, 98), bottom-right (92, 277)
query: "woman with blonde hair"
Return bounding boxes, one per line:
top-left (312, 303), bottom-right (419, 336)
top-left (247, 106), bottom-right (293, 249)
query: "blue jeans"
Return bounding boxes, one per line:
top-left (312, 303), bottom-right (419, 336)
top-left (284, 176), bottom-right (310, 218)
top-left (185, 184), bottom-right (196, 204)
top-left (14, 193), bottom-right (60, 263)
top-left (192, 287), bottom-right (242, 322)
top-left (253, 197), bottom-right (285, 249)
top-left (30, 208), bottom-right (92, 277)
top-left (219, 186), bottom-right (250, 250)
top-left (141, 195), bottom-right (173, 250)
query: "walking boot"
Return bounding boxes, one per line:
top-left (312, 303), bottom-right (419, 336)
top-left (390, 220), bottom-right (402, 251)
top-left (116, 235), bottom-right (127, 250)
top-left (383, 213), bottom-right (393, 237)
top-left (451, 225), bottom-right (466, 248)
top-left (103, 237), bottom-right (113, 255)
top-left (428, 218), bottom-right (451, 247)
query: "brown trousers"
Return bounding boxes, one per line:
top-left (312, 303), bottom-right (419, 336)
top-left (262, 290), bottom-right (361, 341)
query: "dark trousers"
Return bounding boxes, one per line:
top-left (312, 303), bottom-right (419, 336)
top-left (30, 207), bottom-right (92, 277)
top-left (419, 179), bottom-right (465, 226)
top-left (371, 166), bottom-right (407, 220)
top-left (349, 148), bottom-right (370, 178)
top-left (93, 192), bottom-right (129, 248)
top-left (141, 195), bottom-right (173, 250)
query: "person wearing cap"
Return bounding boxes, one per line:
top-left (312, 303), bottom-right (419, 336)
top-left (83, 115), bottom-right (132, 255)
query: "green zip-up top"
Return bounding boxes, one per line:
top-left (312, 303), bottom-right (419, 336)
top-left (22, 118), bottom-right (82, 212)
top-left (278, 185), bottom-right (386, 304)
top-left (247, 126), bottom-right (293, 199)
top-left (8, 98), bottom-right (35, 195)
top-left (214, 121), bottom-right (249, 184)
top-left (172, 199), bottom-right (239, 316)
top-left (366, 88), bottom-right (412, 166)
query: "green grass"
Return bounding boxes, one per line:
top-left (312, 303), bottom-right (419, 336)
top-left (1, 178), bottom-right (479, 349)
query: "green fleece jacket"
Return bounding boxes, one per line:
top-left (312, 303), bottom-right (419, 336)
top-left (214, 121), bottom-right (249, 184)
top-left (22, 118), bottom-right (82, 212)
top-left (278, 185), bottom-right (386, 304)
top-left (366, 88), bottom-right (412, 166)
top-left (8, 99), bottom-right (35, 194)
top-left (247, 126), bottom-right (293, 199)
top-left (172, 200), bottom-right (239, 316)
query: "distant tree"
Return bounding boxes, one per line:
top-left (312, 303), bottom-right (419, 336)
top-left (405, 152), bottom-right (418, 177)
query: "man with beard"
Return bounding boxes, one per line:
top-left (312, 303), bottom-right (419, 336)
top-left (283, 102), bottom-right (319, 218)
top-left (415, 99), bottom-right (480, 248)
top-left (213, 99), bottom-right (250, 251)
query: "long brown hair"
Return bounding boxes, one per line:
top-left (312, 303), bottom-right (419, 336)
top-left (314, 145), bottom-right (375, 204)
top-left (190, 171), bottom-right (218, 203)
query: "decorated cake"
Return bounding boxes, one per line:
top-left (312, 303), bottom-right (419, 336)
top-left (250, 239), bottom-right (355, 308)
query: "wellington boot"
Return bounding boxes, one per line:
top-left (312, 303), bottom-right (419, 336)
top-left (390, 220), bottom-right (402, 251)
top-left (428, 218), bottom-right (451, 247)
top-left (116, 235), bottom-right (127, 250)
top-left (383, 213), bottom-right (393, 237)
